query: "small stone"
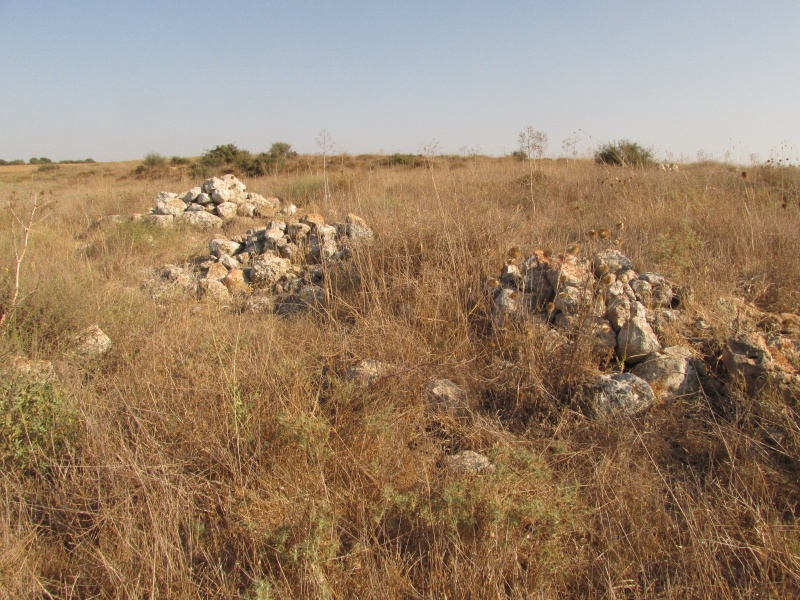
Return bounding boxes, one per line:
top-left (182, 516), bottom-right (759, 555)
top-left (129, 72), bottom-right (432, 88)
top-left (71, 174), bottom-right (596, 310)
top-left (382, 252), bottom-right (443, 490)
top-left (301, 213), bottom-right (326, 228)
top-left (250, 255), bottom-right (291, 284)
top-left (594, 249), bottom-right (635, 276)
top-left (443, 451), bottom-right (496, 475)
top-left (426, 378), bottom-right (471, 419)
top-left (346, 360), bottom-right (390, 385)
top-left (222, 269), bottom-right (248, 295)
top-left (195, 192), bottom-right (213, 205)
top-left (215, 202), bottom-right (238, 220)
top-left (182, 187), bottom-right (202, 202)
top-left (5, 356), bottom-right (56, 383)
top-left (616, 302), bottom-right (661, 365)
top-left (299, 284), bottom-right (328, 308)
top-left (69, 325), bottom-right (112, 364)
top-left (591, 373), bottom-right (655, 416)
top-left (143, 214), bottom-right (174, 228)
top-left (204, 262), bottom-right (228, 281)
top-left (236, 203), bottom-right (256, 217)
top-left (722, 332), bottom-right (774, 395)
top-left (198, 278), bottom-right (230, 302)
top-left (345, 213), bottom-right (374, 242)
top-left (219, 253), bottom-right (241, 270)
top-left (209, 238), bottom-right (242, 258)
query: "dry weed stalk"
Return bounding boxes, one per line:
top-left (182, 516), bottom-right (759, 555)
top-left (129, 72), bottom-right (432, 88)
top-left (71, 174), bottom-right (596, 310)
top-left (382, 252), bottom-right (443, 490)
top-left (0, 192), bottom-right (52, 330)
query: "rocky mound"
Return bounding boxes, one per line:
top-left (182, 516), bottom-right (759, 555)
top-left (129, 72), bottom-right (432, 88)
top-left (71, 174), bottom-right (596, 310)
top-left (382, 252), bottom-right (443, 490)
top-left (136, 175), bottom-right (295, 229)
top-left (145, 211), bottom-right (374, 314)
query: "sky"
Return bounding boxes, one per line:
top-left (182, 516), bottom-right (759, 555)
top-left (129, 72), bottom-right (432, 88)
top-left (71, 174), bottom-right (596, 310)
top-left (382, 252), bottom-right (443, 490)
top-left (1, 1), bottom-right (799, 163)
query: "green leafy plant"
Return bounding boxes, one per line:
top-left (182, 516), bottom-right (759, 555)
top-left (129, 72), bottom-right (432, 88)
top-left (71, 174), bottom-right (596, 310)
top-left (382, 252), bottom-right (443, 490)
top-left (0, 377), bottom-right (79, 474)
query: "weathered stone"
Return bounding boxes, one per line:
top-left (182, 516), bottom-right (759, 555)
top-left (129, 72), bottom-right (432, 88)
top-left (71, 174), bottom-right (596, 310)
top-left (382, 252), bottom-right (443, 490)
top-left (591, 373), bottom-right (655, 416)
top-left (301, 213), bottom-right (326, 228)
top-left (195, 192), bottom-right (213, 205)
top-left (722, 332), bottom-right (774, 395)
top-left (204, 262), bottom-right (228, 281)
top-left (209, 238), bottom-right (242, 258)
top-left (493, 288), bottom-right (524, 327)
top-left (143, 214), bottom-right (174, 228)
top-left (198, 278), bottom-right (230, 302)
top-left (185, 203), bottom-right (205, 212)
top-left (287, 222), bottom-right (312, 241)
top-left (69, 325), bottom-right (112, 364)
top-left (616, 302), bottom-right (661, 365)
top-left (426, 378), bottom-right (471, 419)
top-left (346, 360), bottom-right (390, 386)
top-left (215, 202), bottom-right (238, 220)
top-left (309, 225), bottom-right (338, 262)
top-left (299, 284), bottom-right (328, 308)
top-left (266, 220), bottom-right (287, 231)
top-left (175, 211), bottom-right (222, 229)
top-left (263, 228), bottom-right (286, 246)
top-left (520, 250), bottom-right (554, 307)
top-left (243, 293), bottom-right (275, 314)
top-left (182, 187), bottom-right (202, 203)
top-left (236, 203), bottom-right (256, 218)
top-left (604, 281), bottom-right (633, 331)
top-left (592, 318), bottom-right (618, 352)
top-left (443, 451), bottom-right (496, 475)
top-left (631, 346), bottom-right (702, 402)
top-left (553, 284), bottom-right (593, 315)
top-left (219, 253), bottom-right (240, 270)
top-left (281, 203), bottom-right (297, 216)
top-left (630, 279), bottom-right (653, 306)
top-left (5, 356), bottom-right (56, 383)
top-left (221, 174), bottom-right (246, 195)
top-left (345, 213), bottom-right (374, 242)
top-left (222, 269), bottom-right (248, 295)
top-left (250, 194), bottom-right (280, 217)
top-left (547, 253), bottom-right (592, 290)
top-left (250, 255), bottom-right (291, 284)
top-left (594, 249), bottom-right (635, 276)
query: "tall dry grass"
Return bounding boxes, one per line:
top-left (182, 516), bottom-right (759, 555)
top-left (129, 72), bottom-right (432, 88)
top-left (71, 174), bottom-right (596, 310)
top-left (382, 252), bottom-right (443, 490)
top-left (1, 157), bottom-right (799, 598)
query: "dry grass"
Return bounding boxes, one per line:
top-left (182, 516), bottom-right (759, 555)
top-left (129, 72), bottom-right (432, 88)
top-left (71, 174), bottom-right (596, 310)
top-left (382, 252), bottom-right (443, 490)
top-left (1, 156), bottom-right (799, 598)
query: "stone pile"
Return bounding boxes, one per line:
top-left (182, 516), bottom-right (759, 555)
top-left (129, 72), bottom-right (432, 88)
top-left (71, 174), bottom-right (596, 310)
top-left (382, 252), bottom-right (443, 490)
top-left (490, 246), bottom-right (799, 415)
top-left (147, 211), bottom-right (374, 313)
top-left (138, 175), bottom-right (295, 230)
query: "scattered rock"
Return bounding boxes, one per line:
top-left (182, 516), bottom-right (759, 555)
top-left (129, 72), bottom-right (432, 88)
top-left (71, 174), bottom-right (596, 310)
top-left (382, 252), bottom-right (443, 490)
top-left (198, 278), bottom-right (231, 302)
top-left (4, 356), bottom-right (56, 383)
top-left (442, 451), bottom-right (496, 475)
top-left (722, 332), bottom-right (775, 395)
top-left (591, 373), bottom-right (655, 416)
top-left (68, 325), bottom-right (112, 364)
top-left (426, 378), bottom-right (471, 420)
top-left (346, 360), bottom-right (391, 386)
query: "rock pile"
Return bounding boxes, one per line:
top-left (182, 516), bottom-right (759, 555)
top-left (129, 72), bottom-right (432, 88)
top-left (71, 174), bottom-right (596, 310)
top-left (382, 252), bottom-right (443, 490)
top-left (137, 175), bottom-right (295, 229)
top-left (146, 211), bottom-right (374, 313)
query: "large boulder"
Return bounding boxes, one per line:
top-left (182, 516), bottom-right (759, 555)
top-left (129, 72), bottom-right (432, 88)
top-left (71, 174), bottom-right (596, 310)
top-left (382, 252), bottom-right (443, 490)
top-left (591, 373), bottom-right (655, 416)
top-left (175, 211), bottom-right (222, 230)
top-left (631, 346), bottom-right (702, 402)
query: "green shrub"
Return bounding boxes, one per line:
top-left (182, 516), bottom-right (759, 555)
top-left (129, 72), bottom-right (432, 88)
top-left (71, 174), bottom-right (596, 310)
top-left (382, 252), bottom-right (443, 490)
top-left (0, 377), bottom-right (79, 474)
top-left (142, 152), bottom-right (167, 169)
top-left (170, 156), bottom-right (190, 166)
top-left (36, 163), bottom-right (59, 172)
top-left (595, 140), bottom-right (655, 167)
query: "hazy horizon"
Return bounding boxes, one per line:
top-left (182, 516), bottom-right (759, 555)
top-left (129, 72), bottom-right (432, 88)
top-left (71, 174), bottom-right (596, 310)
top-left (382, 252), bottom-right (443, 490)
top-left (2, 1), bottom-right (799, 165)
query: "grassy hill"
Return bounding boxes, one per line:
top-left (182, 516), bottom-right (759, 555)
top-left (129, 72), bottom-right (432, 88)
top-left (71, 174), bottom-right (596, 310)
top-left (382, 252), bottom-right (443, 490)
top-left (1, 155), bottom-right (799, 598)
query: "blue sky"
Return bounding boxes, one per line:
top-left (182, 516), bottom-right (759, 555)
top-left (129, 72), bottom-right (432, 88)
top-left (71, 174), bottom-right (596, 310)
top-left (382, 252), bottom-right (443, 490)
top-left (2, 1), bottom-right (798, 163)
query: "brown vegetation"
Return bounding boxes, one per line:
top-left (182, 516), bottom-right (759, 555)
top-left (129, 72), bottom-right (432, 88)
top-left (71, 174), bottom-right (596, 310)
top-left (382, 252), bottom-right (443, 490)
top-left (1, 156), bottom-right (799, 598)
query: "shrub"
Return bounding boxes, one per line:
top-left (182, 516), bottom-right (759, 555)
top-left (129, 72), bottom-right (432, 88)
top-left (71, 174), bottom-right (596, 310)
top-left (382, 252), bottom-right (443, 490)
top-left (36, 163), bottom-right (59, 172)
top-left (0, 377), bottom-right (79, 474)
top-left (142, 153), bottom-right (167, 169)
top-left (170, 156), bottom-right (190, 166)
top-left (595, 140), bottom-right (655, 167)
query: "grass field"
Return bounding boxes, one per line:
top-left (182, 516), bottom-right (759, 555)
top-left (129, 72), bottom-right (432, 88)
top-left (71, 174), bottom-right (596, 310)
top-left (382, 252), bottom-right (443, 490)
top-left (1, 155), bottom-right (799, 598)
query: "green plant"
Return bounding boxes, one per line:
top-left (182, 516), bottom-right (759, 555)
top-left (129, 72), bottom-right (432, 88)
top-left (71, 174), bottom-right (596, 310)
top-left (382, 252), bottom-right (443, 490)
top-left (142, 152), bottom-right (167, 169)
top-left (0, 377), bottom-right (79, 474)
top-left (594, 139), bottom-right (655, 167)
